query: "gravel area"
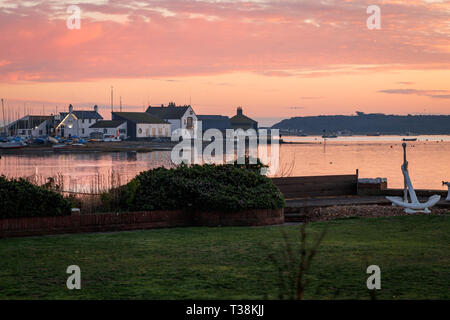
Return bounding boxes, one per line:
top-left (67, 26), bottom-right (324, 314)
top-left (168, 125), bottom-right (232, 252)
top-left (296, 205), bottom-right (449, 222)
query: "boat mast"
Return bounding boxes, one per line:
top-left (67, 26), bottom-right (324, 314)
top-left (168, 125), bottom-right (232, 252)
top-left (1, 99), bottom-right (5, 134)
top-left (111, 86), bottom-right (114, 113)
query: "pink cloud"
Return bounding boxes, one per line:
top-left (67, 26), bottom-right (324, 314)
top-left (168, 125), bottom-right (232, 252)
top-left (0, 0), bottom-right (448, 82)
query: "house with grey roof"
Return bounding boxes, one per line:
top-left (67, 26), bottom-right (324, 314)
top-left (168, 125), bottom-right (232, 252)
top-left (230, 107), bottom-right (258, 130)
top-left (197, 115), bottom-right (233, 134)
top-left (112, 112), bottom-right (171, 140)
top-left (146, 102), bottom-right (197, 135)
top-left (88, 120), bottom-right (127, 140)
top-left (56, 104), bottom-right (103, 138)
top-left (6, 115), bottom-right (55, 137)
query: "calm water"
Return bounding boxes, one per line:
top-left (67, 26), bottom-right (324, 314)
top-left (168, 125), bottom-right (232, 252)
top-left (0, 135), bottom-right (449, 192)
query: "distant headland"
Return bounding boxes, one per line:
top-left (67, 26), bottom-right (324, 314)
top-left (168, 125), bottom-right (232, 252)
top-left (271, 112), bottom-right (450, 135)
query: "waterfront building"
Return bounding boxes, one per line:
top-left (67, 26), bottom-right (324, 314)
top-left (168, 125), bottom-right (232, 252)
top-left (89, 120), bottom-right (127, 140)
top-left (112, 112), bottom-right (171, 140)
top-left (6, 115), bottom-right (55, 137)
top-left (56, 105), bottom-right (103, 138)
top-left (229, 107), bottom-right (258, 130)
top-left (197, 115), bottom-right (233, 135)
top-left (146, 102), bottom-right (197, 135)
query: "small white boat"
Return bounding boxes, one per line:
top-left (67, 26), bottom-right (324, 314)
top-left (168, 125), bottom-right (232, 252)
top-left (52, 144), bottom-right (69, 150)
top-left (0, 142), bottom-right (27, 149)
top-left (48, 137), bottom-right (59, 144)
top-left (103, 136), bottom-right (121, 142)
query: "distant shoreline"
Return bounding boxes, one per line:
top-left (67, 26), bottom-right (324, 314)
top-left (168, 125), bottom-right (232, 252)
top-left (272, 113), bottom-right (450, 135)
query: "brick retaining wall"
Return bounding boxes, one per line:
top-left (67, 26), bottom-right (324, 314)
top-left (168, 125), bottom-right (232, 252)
top-left (0, 208), bottom-right (284, 238)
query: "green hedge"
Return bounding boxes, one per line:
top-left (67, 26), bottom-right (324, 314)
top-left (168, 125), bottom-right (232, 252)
top-left (105, 162), bottom-right (285, 213)
top-left (0, 176), bottom-right (72, 219)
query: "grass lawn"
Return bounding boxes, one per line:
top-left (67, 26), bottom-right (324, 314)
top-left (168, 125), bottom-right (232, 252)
top-left (0, 214), bottom-right (449, 300)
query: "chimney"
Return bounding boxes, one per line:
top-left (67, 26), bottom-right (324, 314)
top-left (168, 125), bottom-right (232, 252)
top-left (94, 105), bottom-right (98, 113)
top-left (69, 104), bottom-right (73, 113)
top-left (237, 106), bottom-right (243, 116)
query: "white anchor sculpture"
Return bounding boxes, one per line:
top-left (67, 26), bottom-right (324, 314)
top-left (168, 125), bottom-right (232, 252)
top-left (443, 182), bottom-right (450, 201)
top-left (386, 143), bottom-right (441, 214)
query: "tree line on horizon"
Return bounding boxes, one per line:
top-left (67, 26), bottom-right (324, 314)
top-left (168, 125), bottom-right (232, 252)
top-left (271, 112), bottom-right (450, 135)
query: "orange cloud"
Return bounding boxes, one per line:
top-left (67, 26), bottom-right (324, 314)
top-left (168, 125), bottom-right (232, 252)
top-left (0, 0), bottom-right (449, 117)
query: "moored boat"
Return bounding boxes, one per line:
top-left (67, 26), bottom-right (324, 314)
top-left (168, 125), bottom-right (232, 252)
top-left (52, 144), bottom-right (71, 150)
top-left (0, 142), bottom-right (27, 149)
top-left (48, 136), bottom-right (59, 144)
top-left (322, 134), bottom-right (338, 138)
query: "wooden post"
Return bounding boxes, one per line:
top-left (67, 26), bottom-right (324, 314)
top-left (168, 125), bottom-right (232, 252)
top-left (356, 169), bottom-right (359, 195)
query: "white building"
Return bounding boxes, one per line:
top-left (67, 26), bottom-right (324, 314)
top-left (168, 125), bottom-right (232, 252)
top-left (56, 105), bottom-right (103, 138)
top-left (112, 112), bottom-right (171, 140)
top-left (6, 115), bottom-right (55, 137)
top-left (88, 120), bottom-right (127, 139)
top-left (146, 103), bottom-right (197, 135)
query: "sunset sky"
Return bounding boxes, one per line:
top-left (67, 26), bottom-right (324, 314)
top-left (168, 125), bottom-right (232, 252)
top-left (0, 0), bottom-right (449, 123)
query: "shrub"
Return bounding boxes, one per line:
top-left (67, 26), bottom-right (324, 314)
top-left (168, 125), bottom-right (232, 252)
top-left (0, 176), bottom-right (72, 219)
top-left (108, 163), bottom-right (285, 212)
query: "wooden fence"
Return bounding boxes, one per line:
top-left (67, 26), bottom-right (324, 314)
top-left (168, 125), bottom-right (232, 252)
top-left (271, 171), bottom-right (359, 199)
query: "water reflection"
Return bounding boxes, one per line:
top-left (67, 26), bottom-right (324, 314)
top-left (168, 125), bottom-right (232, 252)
top-left (278, 138), bottom-right (450, 190)
top-left (0, 136), bottom-right (448, 191)
top-left (0, 152), bottom-right (173, 193)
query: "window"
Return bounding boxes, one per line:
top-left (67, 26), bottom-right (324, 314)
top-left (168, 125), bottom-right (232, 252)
top-left (89, 119), bottom-right (92, 124)
top-left (186, 117), bottom-right (193, 129)
top-left (138, 128), bottom-right (143, 134)
top-left (82, 128), bottom-right (85, 134)
top-left (28, 130), bottom-right (32, 135)
top-left (158, 128), bottom-right (162, 135)
top-left (103, 129), bottom-right (107, 134)
top-left (82, 119), bottom-right (85, 124)
top-left (39, 130), bottom-right (43, 135)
